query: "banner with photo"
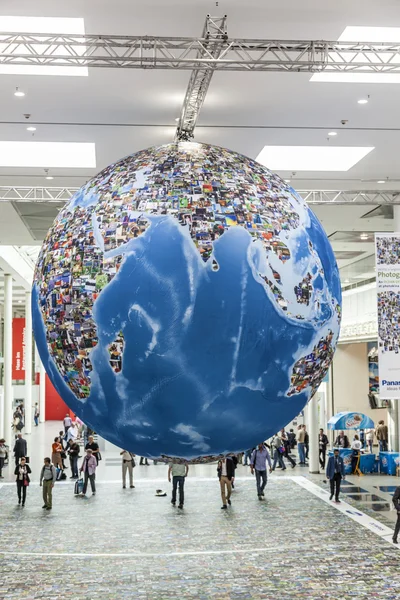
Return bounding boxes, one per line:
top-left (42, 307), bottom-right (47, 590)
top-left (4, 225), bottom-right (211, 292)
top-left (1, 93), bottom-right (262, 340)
top-left (375, 233), bottom-right (400, 399)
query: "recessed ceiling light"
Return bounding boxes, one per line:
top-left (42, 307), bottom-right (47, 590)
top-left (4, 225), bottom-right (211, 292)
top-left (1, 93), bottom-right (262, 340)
top-left (284, 179), bottom-right (291, 183)
top-left (18, 300), bottom-right (23, 304)
top-left (344, 279), bottom-right (350, 284)
top-left (26, 126), bottom-right (36, 132)
top-left (255, 146), bottom-right (374, 172)
top-left (175, 118), bottom-right (180, 122)
top-left (311, 27), bottom-right (400, 83)
top-left (45, 176), bottom-right (54, 180)
top-left (14, 87), bottom-right (25, 97)
top-left (0, 17), bottom-right (87, 77)
top-left (358, 99), bottom-right (368, 105)
top-left (0, 142), bottom-right (96, 168)
top-left (328, 132), bottom-right (337, 136)
top-left (377, 180), bottom-right (386, 184)
top-left (360, 233), bottom-right (369, 240)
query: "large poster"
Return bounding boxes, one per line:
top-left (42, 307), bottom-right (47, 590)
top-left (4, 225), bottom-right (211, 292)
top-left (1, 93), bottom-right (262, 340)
top-left (12, 317), bottom-right (25, 381)
top-left (375, 233), bottom-right (400, 399)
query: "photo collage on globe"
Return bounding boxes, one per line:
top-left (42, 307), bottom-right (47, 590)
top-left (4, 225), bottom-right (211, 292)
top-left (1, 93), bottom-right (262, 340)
top-left (34, 143), bottom-right (340, 401)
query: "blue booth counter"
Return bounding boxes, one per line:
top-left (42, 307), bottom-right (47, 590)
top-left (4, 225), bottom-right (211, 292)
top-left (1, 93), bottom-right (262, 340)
top-left (379, 452), bottom-right (400, 475)
top-left (329, 449), bottom-right (377, 474)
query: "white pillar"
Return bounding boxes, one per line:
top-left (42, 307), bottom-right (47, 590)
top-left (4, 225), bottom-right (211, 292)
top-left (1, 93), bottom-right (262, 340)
top-left (3, 274), bottom-right (13, 446)
top-left (24, 291), bottom-right (32, 435)
top-left (308, 394), bottom-right (319, 473)
top-left (39, 357), bottom-right (46, 423)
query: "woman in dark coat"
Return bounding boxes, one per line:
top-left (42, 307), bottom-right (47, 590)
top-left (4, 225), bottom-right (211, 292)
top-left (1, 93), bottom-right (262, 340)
top-left (14, 456), bottom-right (31, 506)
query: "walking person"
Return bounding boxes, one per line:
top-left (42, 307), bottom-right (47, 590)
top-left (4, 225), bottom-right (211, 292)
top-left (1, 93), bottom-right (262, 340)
top-left (68, 439), bottom-right (80, 479)
top-left (319, 428), bottom-right (329, 470)
top-left (66, 421), bottom-right (78, 449)
top-left (297, 425), bottom-right (307, 465)
top-left (304, 425), bottom-right (309, 460)
top-left (40, 457), bottom-right (56, 510)
top-left (287, 429), bottom-right (296, 450)
top-left (272, 433), bottom-right (286, 471)
top-left (0, 438), bottom-right (8, 478)
top-left (14, 456), bottom-right (31, 506)
top-left (243, 448), bottom-right (253, 466)
top-left (63, 413), bottom-right (72, 434)
top-left (392, 485), bottom-right (400, 544)
top-left (80, 448), bottom-right (97, 497)
top-left (366, 429), bottom-right (375, 453)
top-left (282, 431), bottom-right (296, 468)
top-left (139, 456), bottom-right (149, 466)
top-left (326, 448), bottom-right (345, 503)
top-left (85, 435), bottom-right (100, 464)
top-left (351, 435), bottom-right (362, 474)
top-left (34, 403), bottom-right (40, 427)
top-left (51, 437), bottom-right (64, 471)
top-left (168, 460), bottom-right (188, 508)
top-left (376, 420), bottom-right (388, 452)
top-left (13, 433), bottom-right (27, 467)
top-left (217, 456), bottom-right (235, 509)
top-left (120, 450), bottom-right (136, 489)
top-left (250, 443), bottom-right (272, 501)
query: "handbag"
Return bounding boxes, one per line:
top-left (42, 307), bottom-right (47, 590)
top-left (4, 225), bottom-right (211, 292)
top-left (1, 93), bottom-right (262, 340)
top-left (23, 479), bottom-right (29, 486)
top-left (97, 451), bottom-right (102, 461)
top-left (278, 447), bottom-right (285, 454)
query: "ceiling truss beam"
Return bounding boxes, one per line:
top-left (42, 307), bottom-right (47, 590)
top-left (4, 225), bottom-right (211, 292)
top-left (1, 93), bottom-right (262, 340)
top-left (175, 15), bottom-right (227, 141)
top-left (1, 186), bottom-right (400, 205)
top-left (1, 33), bottom-right (400, 72)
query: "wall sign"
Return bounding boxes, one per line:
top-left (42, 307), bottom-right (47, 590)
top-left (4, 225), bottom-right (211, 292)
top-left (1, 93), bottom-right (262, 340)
top-left (375, 233), bottom-right (400, 399)
top-left (12, 317), bottom-right (25, 380)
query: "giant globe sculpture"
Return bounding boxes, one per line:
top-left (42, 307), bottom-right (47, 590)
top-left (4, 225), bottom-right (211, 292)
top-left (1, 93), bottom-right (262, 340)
top-left (33, 142), bottom-right (341, 462)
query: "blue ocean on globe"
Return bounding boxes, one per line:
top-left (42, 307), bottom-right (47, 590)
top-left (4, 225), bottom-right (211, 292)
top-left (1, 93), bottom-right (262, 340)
top-left (33, 142), bottom-right (341, 461)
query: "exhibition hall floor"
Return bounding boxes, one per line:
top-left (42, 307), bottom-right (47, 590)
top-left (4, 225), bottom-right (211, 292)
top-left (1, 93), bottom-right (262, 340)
top-left (1, 423), bottom-right (400, 599)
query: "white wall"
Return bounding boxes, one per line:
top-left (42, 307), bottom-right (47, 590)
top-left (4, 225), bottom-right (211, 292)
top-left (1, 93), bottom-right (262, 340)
top-left (340, 283), bottom-right (377, 342)
top-left (331, 342), bottom-right (386, 424)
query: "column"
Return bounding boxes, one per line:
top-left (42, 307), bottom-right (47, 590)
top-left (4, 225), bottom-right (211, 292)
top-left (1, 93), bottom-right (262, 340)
top-left (39, 357), bottom-right (46, 423)
top-left (308, 393), bottom-right (319, 473)
top-left (24, 291), bottom-right (32, 435)
top-left (3, 274), bottom-right (13, 446)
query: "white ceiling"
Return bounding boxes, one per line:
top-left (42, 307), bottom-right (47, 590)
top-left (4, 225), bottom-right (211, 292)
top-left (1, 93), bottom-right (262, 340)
top-left (0, 0), bottom-right (399, 298)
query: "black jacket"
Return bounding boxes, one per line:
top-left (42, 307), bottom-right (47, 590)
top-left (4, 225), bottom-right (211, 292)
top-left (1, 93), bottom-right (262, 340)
top-left (217, 457), bottom-right (235, 480)
top-left (13, 438), bottom-right (27, 457)
top-left (14, 464), bottom-right (31, 483)
top-left (393, 487), bottom-right (400, 511)
top-left (319, 434), bottom-right (329, 449)
top-left (334, 435), bottom-right (349, 448)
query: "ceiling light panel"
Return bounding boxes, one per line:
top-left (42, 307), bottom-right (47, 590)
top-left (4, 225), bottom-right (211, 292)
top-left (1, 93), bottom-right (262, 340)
top-left (255, 146), bottom-right (374, 171)
top-left (0, 142), bottom-right (96, 168)
top-left (311, 26), bottom-right (400, 84)
top-left (0, 17), bottom-right (88, 76)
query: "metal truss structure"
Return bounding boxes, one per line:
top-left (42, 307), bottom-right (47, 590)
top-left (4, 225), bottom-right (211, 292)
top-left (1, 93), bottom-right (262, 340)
top-left (175, 15), bottom-right (227, 141)
top-left (1, 32), bottom-right (400, 72)
top-left (1, 186), bottom-right (399, 205)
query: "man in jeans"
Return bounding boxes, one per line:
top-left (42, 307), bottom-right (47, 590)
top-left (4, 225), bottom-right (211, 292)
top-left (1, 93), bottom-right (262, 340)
top-left (80, 448), bottom-right (97, 496)
top-left (40, 457), bottom-right (56, 510)
top-left (68, 439), bottom-right (80, 479)
top-left (168, 460), bottom-right (189, 508)
top-left (297, 425), bottom-right (307, 465)
top-left (250, 443), bottom-right (272, 500)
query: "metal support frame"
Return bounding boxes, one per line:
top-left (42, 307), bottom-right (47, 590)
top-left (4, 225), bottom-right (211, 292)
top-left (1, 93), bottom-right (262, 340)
top-left (1, 32), bottom-right (400, 72)
top-left (175, 15), bottom-right (227, 141)
top-left (1, 186), bottom-right (400, 205)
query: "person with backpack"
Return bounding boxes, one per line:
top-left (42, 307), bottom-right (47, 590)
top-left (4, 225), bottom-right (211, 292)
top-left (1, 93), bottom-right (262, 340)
top-left (271, 433), bottom-right (286, 471)
top-left (250, 443), bottom-right (272, 500)
top-left (120, 450), bottom-right (136, 488)
top-left (40, 457), bottom-right (57, 510)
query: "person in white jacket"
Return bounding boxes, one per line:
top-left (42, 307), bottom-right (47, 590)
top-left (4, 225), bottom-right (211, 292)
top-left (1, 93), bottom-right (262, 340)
top-left (366, 429), bottom-right (375, 453)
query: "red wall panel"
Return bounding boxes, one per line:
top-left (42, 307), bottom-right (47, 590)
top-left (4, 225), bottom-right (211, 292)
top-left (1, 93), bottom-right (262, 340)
top-left (45, 374), bottom-right (72, 420)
